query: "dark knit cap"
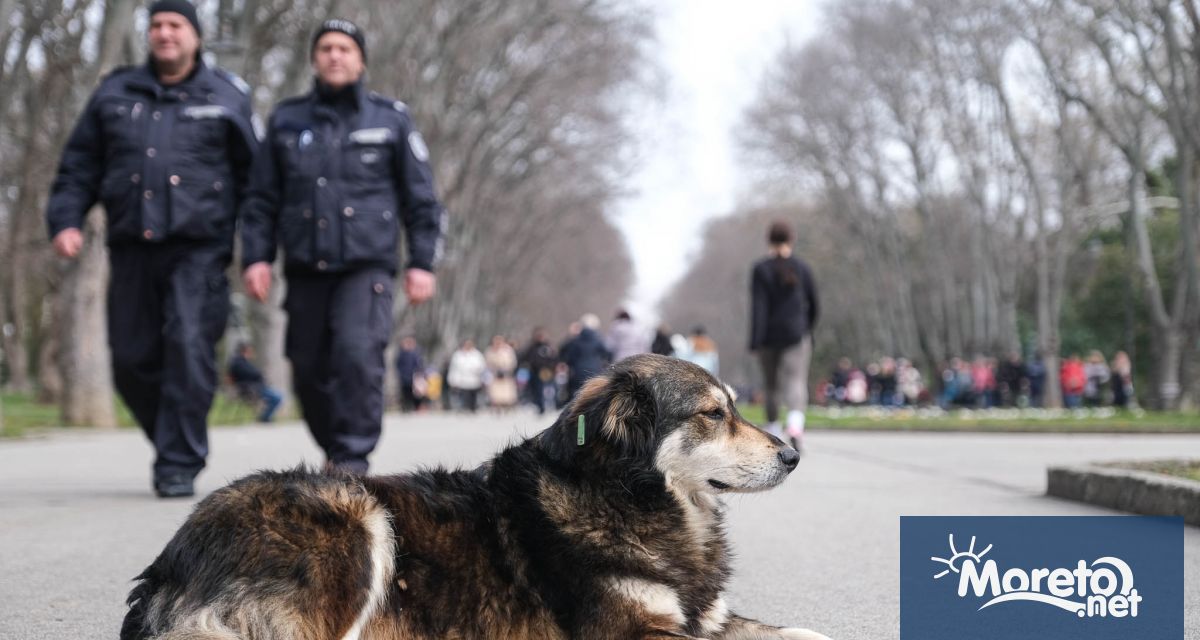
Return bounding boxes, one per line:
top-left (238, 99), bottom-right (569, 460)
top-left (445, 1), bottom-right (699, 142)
top-left (149, 0), bottom-right (202, 38)
top-left (311, 18), bottom-right (367, 62)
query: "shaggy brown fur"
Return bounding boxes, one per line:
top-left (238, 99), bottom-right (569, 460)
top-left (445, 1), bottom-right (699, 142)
top-left (121, 354), bottom-right (831, 640)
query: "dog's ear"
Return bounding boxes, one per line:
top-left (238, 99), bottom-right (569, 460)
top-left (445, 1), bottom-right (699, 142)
top-left (595, 370), bottom-right (657, 452)
top-left (546, 370), bottom-right (658, 460)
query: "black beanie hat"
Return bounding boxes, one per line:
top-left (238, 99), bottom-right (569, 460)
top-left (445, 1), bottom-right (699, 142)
top-left (149, 0), bottom-right (202, 38)
top-left (311, 19), bottom-right (367, 63)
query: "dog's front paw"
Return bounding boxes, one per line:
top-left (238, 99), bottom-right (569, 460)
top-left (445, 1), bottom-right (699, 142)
top-left (779, 628), bottom-right (833, 640)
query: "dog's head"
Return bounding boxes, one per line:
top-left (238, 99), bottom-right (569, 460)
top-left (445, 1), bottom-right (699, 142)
top-left (540, 354), bottom-right (799, 494)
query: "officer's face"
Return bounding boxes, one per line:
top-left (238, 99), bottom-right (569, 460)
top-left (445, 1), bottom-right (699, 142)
top-left (313, 32), bottom-right (365, 89)
top-left (148, 13), bottom-right (200, 67)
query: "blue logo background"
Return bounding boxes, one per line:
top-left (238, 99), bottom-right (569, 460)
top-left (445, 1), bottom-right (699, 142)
top-left (900, 516), bottom-right (1183, 640)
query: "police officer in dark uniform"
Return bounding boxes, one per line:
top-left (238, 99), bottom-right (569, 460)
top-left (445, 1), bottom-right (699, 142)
top-left (241, 19), bottom-right (444, 475)
top-left (45, 1), bottom-right (257, 498)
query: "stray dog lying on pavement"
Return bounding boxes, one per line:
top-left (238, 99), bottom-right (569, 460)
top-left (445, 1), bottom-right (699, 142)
top-left (121, 354), bottom-right (833, 640)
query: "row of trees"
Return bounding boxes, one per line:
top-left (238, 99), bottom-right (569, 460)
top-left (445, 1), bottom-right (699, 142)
top-left (665, 0), bottom-right (1200, 409)
top-left (0, 0), bottom-right (652, 424)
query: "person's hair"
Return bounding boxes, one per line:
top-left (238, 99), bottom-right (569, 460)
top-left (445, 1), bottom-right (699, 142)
top-left (614, 308), bottom-right (631, 321)
top-left (768, 220), bottom-right (793, 245)
top-left (690, 325), bottom-right (706, 336)
top-left (580, 313), bottom-right (600, 330)
top-left (236, 341), bottom-right (252, 355)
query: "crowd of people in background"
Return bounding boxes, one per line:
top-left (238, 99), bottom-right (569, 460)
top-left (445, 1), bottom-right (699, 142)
top-left (389, 309), bottom-right (723, 415)
top-left (816, 350), bottom-right (1136, 410)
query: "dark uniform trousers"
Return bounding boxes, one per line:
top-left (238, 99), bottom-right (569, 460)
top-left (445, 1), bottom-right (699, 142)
top-left (108, 242), bottom-right (230, 478)
top-left (284, 267), bottom-right (393, 472)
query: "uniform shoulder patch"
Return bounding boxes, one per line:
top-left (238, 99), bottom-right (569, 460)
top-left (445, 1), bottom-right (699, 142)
top-left (369, 92), bottom-right (408, 113)
top-left (214, 68), bottom-right (251, 95)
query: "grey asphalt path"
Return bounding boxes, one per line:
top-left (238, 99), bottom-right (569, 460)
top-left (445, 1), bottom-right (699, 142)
top-left (1, 412), bottom-right (1198, 639)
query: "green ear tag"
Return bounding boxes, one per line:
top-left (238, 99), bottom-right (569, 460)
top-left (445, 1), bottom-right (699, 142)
top-left (577, 414), bottom-right (586, 446)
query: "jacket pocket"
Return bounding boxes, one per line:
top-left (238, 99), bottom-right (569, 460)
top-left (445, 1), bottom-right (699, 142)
top-left (166, 171), bottom-right (233, 240)
top-left (341, 209), bottom-right (398, 265)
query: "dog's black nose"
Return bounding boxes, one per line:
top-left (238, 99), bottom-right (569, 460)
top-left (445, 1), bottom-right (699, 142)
top-left (778, 448), bottom-right (800, 471)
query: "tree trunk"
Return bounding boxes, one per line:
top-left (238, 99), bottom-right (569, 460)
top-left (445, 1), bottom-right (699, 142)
top-left (59, 214), bottom-right (115, 427)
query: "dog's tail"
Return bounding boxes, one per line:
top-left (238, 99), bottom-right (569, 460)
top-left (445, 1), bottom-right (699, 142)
top-left (120, 570), bottom-right (156, 640)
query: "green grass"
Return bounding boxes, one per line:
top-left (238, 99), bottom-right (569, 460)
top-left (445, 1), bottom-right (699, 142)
top-left (736, 404), bottom-right (1200, 433)
top-left (1108, 460), bottom-right (1200, 483)
top-left (0, 392), bottom-right (267, 437)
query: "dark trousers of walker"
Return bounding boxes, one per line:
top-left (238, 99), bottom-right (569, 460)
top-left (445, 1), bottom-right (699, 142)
top-left (285, 267), bottom-right (393, 474)
top-left (108, 242), bottom-right (230, 482)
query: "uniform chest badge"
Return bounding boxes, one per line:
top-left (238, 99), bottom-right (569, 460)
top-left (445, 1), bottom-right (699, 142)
top-left (349, 127), bottom-right (392, 144)
top-left (299, 130), bottom-right (314, 150)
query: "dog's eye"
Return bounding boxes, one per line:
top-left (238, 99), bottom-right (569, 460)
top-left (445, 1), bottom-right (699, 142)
top-left (704, 409), bottom-right (725, 421)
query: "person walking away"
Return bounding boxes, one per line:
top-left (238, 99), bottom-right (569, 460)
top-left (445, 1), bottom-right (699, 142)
top-left (749, 220), bottom-right (819, 451)
top-left (447, 339), bottom-right (486, 412)
top-left (519, 327), bottom-right (558, 415)
top-left (560, 313), bottom-right (612, 401)
top-left (228, 343), bottom-right (283, 422)
top-left (394, 336), bottom-right (425, 412)
top-left (685, 325), bottom-right (720, 376)
top-left (1110, 351), bottom-right (1134, 408)
top-left (484, 335), bottom-right (518, 412)
top-left (46, 1), bottom-right (257, 497)
top-left (240, 19), bottom-right (444, 474)
top-left (604, 309), bottom-right (649, 363)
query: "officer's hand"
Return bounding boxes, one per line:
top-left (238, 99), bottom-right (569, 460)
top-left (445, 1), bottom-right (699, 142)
top-left (243, 262), bottom-right (273, 302)
top-left (405, 268), bottom-right (436, 305)
top-left (52, 228), bottom-right (84, 259)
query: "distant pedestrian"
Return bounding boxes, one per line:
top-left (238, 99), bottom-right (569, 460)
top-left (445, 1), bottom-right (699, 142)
top-left (1061, 354), bottom-right (1086, 409)
top-left (651, 324), bottom-right (675, 356)
top-left (1083, 350), bottom-right (1110, 407)
top-left (685, 325), bottom-right (719, 376)
top-left (1026, 353), bottom-right (1047, 408)
top-left (749, 220), bottom-right (819, 451)
top-left (996, 352), bottom-right (1025, 407)
top-left (519, 327), bottom-right (558, 415)
top-left (394, 336), bottom-right (426, 413)
top-left (1111, 351), bottom-right (1134, 408)
top-left (447, 339), bottom-right (486, 413)
top-left (484, 335), bottom-right (518, 412)
top-left (830, 358), bottom-right (853, 406)
top-left (228, 343), bottom-right (283, 423)
top-left (604, 309), bottom-right (649, 363)
top-left (561, 313), bottom-right (612, 400)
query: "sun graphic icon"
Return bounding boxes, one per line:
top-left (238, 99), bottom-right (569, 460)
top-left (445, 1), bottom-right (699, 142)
top-left (931, 534), bottom-right (993, 579)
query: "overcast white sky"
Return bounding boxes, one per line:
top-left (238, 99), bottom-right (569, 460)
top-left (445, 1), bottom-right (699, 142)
top-left (613, 0), bottom-right (820, 322)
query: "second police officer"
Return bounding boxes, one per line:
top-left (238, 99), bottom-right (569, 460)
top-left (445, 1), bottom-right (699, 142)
top-left (241, 19), bottom-right (445, 474)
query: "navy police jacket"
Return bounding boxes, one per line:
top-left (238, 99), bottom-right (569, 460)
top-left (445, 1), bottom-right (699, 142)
top-left (240, 81), bottom-right (444, 275)
top-left (46, 59), bottom-right (256, 246)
